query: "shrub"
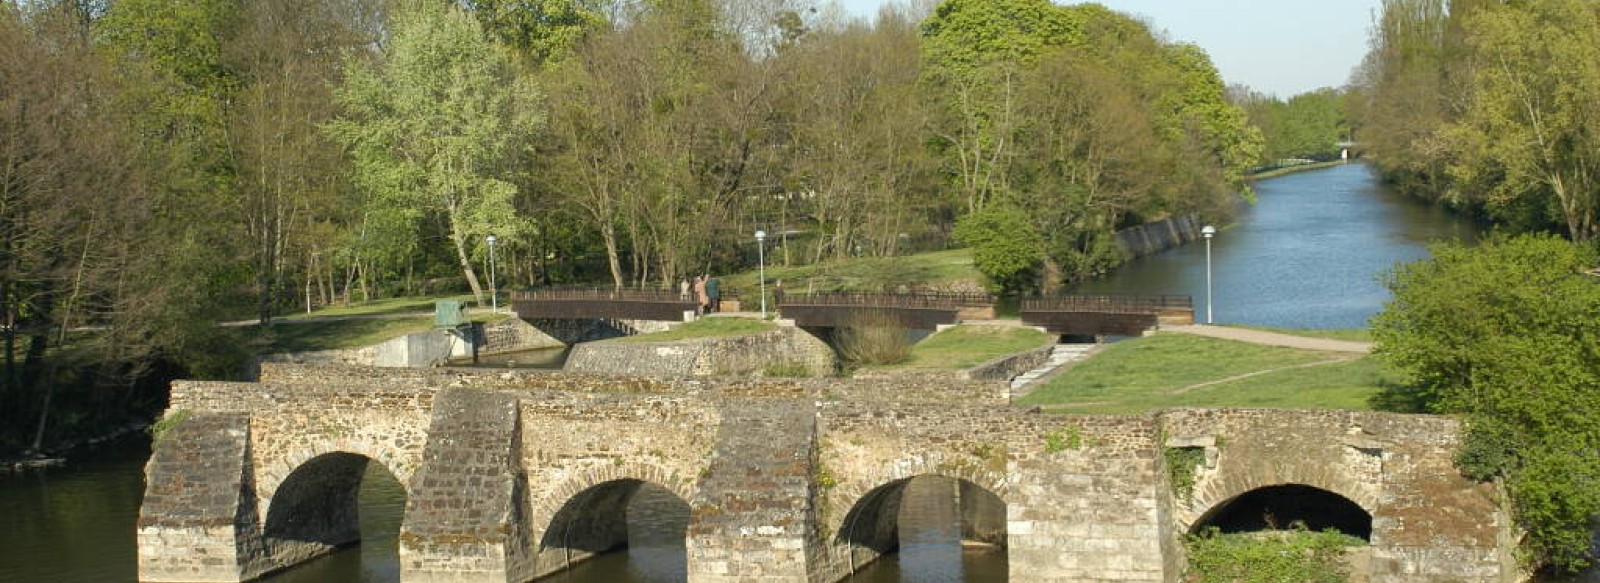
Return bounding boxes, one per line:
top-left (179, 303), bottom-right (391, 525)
top-left (833, 310), bottom-right (911, 365)
top-left (1184, 526), bottom-right (1364, 583)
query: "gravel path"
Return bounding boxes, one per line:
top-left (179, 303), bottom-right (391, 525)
top-left (1163, 325), bottom-right (1373, 354)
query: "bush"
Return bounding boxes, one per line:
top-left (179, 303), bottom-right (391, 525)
top-left (1184, 526), bottom-right (1363, 583)
top-left (833, 310), bottom-right (911, 365)
top-left (1372, 234), bottom-right (1600, 571)
top-left (954, 204), bottom-right (1043, 294)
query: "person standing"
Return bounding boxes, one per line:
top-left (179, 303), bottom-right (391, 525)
top-left (706, 274), bottom-right (721, 313)
top-left (694, 276), bottom-right (708, 315)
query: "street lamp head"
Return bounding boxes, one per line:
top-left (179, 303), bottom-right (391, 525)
top-left (1201, 225), bottom-right (1216, 238)
top-left (755, 230), bottom-right (766, 241)
top-left (486, 234), bottom-right (497, 245)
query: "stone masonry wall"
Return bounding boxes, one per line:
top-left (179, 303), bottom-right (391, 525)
top-left (565, 326), bottom-right (835, 378)
top-left (1156, 408), bottom-right (1505, 583)
top-left (963, 342), bottom-right (1055, 382)
top-left (142, 365), bottom-right (1512, 583)
top-left (400, 389), bottom-right (531, 583)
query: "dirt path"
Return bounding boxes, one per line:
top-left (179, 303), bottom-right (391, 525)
top-left (1163, 325), bottom-right (1372, 354)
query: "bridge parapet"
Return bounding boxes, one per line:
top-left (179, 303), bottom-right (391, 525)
top-left (512, 287), bottom-right (698, 321)
top-left (1021, 295), bottom-right (1194, 336)
top-left (779, 291), bottom-right (995, 328)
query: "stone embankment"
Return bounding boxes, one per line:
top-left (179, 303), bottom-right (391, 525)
top-left (564, 324), bottom-right (837, 378)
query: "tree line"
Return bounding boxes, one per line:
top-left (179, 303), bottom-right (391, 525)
top-left (0, 0), bottom-right (1263, 452)
top-left (1353, 0), bottom-right (1600, 241)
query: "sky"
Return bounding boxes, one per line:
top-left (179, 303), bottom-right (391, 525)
top-left (833, 0), bottom-right (1384, 98)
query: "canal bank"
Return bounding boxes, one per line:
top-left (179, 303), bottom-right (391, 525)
top-left (1076, 162), bottom-right (1479, 329)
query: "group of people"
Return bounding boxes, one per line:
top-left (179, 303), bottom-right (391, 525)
top-left (680, 275), bottom-right (721, 315)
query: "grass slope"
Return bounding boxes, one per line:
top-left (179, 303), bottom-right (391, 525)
top-left (721, 249), bottom-right (980, 296)
top-left (1018, 333), bottom-right (1397, 414)
top-left (875, 325), bottom-right (1052, 371)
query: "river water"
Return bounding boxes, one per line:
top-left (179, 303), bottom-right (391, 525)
top-left (1076, 162), bottom-right (1479, 329)
top-left (3, 164), bottom-right (1590, 582)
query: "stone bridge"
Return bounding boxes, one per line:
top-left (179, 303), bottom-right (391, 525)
top-left (138, 364), bottom-right (1510, 583)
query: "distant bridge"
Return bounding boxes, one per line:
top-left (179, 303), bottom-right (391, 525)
top-left (777, 291), bottom-right (994, 328)
top-left (1020, 294), bottom-right (1194, 336)
top-left (512, 287), bottom-right (699, 321)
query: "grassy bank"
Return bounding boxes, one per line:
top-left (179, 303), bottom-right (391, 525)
top-left (722, 248), bottom-right (981, 298)
top-left (870, 325), bottom-right (1051, 371)
top-left (612, 317), bottom-right (775, 343)
top-left (1246, 160), bottom-right (1349, 181)
top-left (1018, 333), bottom-right (1397, 414)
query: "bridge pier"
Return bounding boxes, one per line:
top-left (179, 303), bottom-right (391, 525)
top-left (400, 389), bottom-right (533, 583)
top-left (137, 413), bottom-right (272, 582)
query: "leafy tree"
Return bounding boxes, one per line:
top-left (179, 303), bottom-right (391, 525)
top-left (1372, 234), bottom-right (1600, 571)
top-left (1445, 0), bottom-right (1600, 242)
top-left (326, 0), bottom-right (543, 305)
top-left (953, 204), bottom-right (1042, 293)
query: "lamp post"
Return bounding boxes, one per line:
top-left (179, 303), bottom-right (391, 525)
top-left (1201, 225), bottom-right (1216, 324)
top-left (755, 230), bottom-right (768, 318)
top-left (485, 234), bottom-right (498, 314)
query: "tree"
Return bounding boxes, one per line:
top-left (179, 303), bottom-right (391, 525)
top-left (1445, 0), bottom-right (1600, 241)
top-left (954, 204), bottom-right (1042, 293)
top-left (1372, 234), bottom-right (1600, 572)
top-left (326, 0), bottom-right (542, 305)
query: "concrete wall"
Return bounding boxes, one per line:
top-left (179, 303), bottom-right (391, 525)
top-left (140, 366), bottom-right (1514, 583)
top-left (1116, 214), bottom-right (1203, 259)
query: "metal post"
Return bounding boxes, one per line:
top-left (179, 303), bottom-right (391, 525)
top-left (756, 230), bottom-right (768, 318)
top-left (1201, 225), bottom-right (1215, 324)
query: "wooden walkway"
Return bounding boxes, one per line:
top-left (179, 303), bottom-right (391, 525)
top-left (1020, 295), bottom-right (1194, 337)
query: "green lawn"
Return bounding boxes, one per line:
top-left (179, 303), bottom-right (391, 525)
top-left (612, 317), bottom-right (775, 343)
top-left (281, 293), bottom-right (478, 319)
top-left (721, 249), bottom-right (982, 298)
top-left (1018, 333), bottom-right (1398, 414)
top-left (248, 317), bottom-right (440, 353)
top-left (872, 325), bottom-right (1051, 371)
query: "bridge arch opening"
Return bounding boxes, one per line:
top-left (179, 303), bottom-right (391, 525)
top-left (1191, 484), bottom-right (1372, 540)
top-left (263, 452), bottom-right (406, 576)
top-left (534, 478), bottom-right (690, 580)
top-left (837, 475), bottom-right (1006, 578)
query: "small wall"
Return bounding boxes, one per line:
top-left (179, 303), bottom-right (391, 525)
top-left (563, 326), bottom-right (836, 378)
top-left (963, 342), bottom-right (1055, 382)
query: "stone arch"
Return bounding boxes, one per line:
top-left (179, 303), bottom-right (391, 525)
top-left (256, 437), bottom-right (417, 521)
top-left (827, 455), bottom-right (1009, 539)
top-left (526, 464), bottom-right (695, 579)
top-left (1182, 456), bottom-right (1380, 534)
top-left (831, 473), bottom-right (1008, 575)
top-left (260, 451), bottom-right (407, 569)
top-left (1189, 483), bottom-right (1374, 540)
top-left (526, 463), bottom-right (697, 531)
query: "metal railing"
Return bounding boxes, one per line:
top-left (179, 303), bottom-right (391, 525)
top-left (1021, 295), bottom-right (1192, 314)
top-left (512, 286), bottom-right (739, 303)
top-left (778, 291), bottom-right (994, 310)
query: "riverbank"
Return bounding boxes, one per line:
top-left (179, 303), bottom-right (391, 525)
top-left (1245, 159), bottom-right (1350, 180)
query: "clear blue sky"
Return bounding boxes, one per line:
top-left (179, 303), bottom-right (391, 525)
top-left (834, 0), bottom-right (1382, 97)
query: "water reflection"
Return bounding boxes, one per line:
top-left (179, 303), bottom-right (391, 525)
top-left (455, 346), bottom-right (569, 369)
top-left (1074, 163), bottom-right (1480, 329)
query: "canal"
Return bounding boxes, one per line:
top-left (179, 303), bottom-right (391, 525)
top-left (3, 163), bottom-right (1590, 582)
top-left (1075, 162), bottom-right (1478, 329)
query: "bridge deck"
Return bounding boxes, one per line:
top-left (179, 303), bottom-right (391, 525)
top-left (1020, 295), bottom-right (1193, 336)
top-left (777, 291), bottom-right (994, 328)
top-left (511, 288), bottom-right (697, 321)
